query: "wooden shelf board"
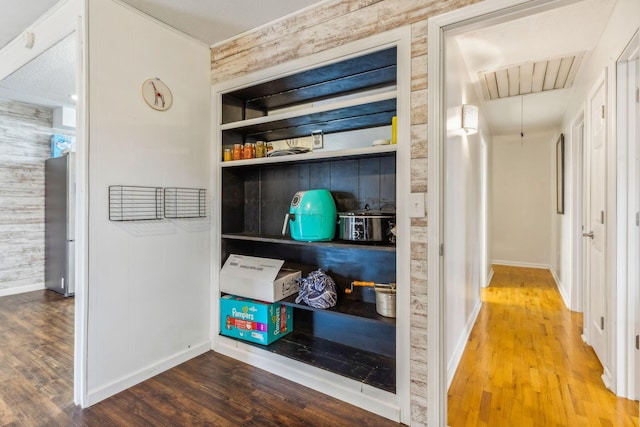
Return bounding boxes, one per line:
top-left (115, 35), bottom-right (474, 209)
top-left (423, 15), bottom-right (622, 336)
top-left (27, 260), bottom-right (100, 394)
top-left (224, 329), bottom-right (396, 393)
top-left (223, 46), bottom-right (397, 113)
top-left (221, 232), bottom-right (396, 253)
top-left (220, 144), bottom-right (397, 168)
top-left (221, 91), bottom-right (396, 132)
top-left (279, 294), bottom-right (396, 325)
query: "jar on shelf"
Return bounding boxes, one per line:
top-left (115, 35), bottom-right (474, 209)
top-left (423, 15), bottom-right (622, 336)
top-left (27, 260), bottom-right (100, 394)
top-left (223, 148), bottom-right (232, 162)
top-left (391, 116), bottom-right (397, 144)
top-left (255, 141), bottom-right (266, 158)
top-left (232, 144), bottom-right (243, 160)
top-left (244, 143), bottom-right (254, 159)
top-left (266, 142), bottom-right (274, 154)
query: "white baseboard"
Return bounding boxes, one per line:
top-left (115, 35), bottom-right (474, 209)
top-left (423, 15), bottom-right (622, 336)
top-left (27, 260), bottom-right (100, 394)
top-left (550, 268), bottom-right (571, 310)
top-left (0, 283), bottom-right (45, 297)
top-left (212, 336), bottom-right (400, 422)
top-left (491, 260), bottom-right (551, 270)
top-left (447, 298), bottom-right (482, 389)
top-left (485, 267), bottom-right (494, 287)
top-left (602, 366), bottom-right (613, 392)
top-left (85, 341), bottom-right (210, 407)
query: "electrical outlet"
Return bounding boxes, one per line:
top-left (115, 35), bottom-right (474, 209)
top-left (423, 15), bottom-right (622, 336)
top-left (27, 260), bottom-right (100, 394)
top-left (312, 130), bottom-right (323, 149)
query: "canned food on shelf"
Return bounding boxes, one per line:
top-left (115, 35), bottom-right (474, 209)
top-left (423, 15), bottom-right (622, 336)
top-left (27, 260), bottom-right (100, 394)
top-left (233, 144), bottom-right (243, 160)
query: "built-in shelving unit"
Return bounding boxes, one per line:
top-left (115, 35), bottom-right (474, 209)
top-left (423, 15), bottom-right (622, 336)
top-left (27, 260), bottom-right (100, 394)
top-left (216, 45), bottom-right (399, 394)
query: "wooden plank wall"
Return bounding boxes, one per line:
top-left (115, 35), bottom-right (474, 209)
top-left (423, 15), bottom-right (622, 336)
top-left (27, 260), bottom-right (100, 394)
top-left (210, 1), bottom-right (478, 424)
top-left (0, 99), bottom-right (55, 294)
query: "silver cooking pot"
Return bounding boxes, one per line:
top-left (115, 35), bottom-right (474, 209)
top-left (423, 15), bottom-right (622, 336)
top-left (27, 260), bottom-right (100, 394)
top-left (338, 210), bottom-right (395, 242)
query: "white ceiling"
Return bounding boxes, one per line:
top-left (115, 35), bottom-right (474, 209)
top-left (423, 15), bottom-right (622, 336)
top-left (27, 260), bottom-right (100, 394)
top-left (454, 0), bottom-right (616, 136)
top-left (0, 0), bottom-right (325, 49)
top-left (0, 0), bottom-right (324, 108)
top-left (0, 33), bottom-right (76, 107)
top-left (0, 0), bottom-right (61, 50)
top-left (118, 0), bottom-right (324, 46)
top-left (0, 0), bottom-right (620, 136)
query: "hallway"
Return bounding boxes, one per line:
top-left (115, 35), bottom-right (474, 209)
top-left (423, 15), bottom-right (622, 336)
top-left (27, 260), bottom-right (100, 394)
top-left (447, 265), bottom-right (639, 426)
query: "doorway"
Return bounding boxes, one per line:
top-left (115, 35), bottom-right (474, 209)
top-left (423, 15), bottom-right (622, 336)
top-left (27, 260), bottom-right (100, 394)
top-left (616, 30), bottom-right (640, 400)
top-left (428, 0), bottom-right (640, 425)
top-left (0, 24), bottom-right (85, 407)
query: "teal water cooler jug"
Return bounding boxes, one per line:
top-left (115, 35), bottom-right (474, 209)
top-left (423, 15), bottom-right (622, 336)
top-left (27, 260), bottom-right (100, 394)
top-left (282, 189), bottom-right (337, 241)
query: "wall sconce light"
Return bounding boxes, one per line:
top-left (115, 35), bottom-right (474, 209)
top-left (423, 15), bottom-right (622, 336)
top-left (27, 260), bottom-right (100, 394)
top-left (461, 104), bottom-right (479, 135)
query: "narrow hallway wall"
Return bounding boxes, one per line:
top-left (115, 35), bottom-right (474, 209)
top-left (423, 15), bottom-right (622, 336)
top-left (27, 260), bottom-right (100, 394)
top-left (491, 130), bottom-right (554, 268)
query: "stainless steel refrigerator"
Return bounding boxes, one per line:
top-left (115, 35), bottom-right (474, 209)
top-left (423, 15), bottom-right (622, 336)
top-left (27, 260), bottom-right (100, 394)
top-left (45, 152), bottom-right (75, 297)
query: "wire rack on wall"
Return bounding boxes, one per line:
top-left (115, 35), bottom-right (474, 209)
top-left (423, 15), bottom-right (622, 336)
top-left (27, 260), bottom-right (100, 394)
top-left (164, 187), bottom-right (207, 219)
top-left (109, 185), bottom-right (163, 221)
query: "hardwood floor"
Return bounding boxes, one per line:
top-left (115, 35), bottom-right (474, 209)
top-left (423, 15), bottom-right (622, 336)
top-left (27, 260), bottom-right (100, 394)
top-left (0, 290), bottom-right (74, 426)
top-left (448, 265), bottom-right (639, 427)
top-left (0, 290), bottom-right (399, 426)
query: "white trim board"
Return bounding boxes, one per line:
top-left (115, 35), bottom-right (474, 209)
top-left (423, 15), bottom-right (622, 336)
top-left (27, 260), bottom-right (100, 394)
top-left (0, 283), bottom-right (45, 298)
top-left (491, 260), bottom-right (552, 270)
top-left (85, 342), bottom-right (209, 406)
top-left (550, 267), bottom-right (571, 310)
top-left (447, 298), bottom-right (482, 389)
top-left (485, 267), bottom-right (495, 288)
top-left (614, 30), bottom-right (640, 400)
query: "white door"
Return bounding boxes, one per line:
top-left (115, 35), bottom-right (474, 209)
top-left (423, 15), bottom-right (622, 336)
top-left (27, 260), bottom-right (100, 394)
top-left (585, 72), bottom-right (608, 370)
top-left (634, 56), bottom-right (640, 400)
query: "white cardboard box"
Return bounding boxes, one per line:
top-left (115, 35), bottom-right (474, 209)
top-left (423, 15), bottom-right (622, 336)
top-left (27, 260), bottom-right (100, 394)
top-left (220, 254), bottom-right (301, 302)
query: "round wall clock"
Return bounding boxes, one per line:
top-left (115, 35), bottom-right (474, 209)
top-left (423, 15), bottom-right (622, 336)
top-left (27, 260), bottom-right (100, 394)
top-left (141, 78), bottom-right (173, 111)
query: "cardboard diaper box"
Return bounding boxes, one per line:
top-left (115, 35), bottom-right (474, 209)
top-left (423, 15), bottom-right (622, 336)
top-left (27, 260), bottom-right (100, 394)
top-left (219, 254), bottom-right (301, 302)
top-left (220, 295), bottom-right (293, 345)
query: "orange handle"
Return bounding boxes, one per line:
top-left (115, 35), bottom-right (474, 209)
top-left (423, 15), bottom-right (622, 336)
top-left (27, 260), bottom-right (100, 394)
top-left (345, 281), bottom-right (375, 294)
top-left (352, 281), bottom-right (375, 287)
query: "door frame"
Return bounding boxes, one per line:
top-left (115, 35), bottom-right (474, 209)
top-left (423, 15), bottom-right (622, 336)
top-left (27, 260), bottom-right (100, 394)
top-left (427, 1), bottom-right (585, 424)
top-left (570, 111), bottom-right (585, 313)
top-left (427, 0), bottom-right (640, 424)
top-left (0, 0), bottom-right (88, 407)
top-left (615, 30), bottom-right (639, 400)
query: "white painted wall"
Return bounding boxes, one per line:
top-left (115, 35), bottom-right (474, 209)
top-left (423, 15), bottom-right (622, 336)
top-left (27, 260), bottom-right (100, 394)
top-left (85, 0), bottom-right (211, 405)
top-left (444, 37), bottom-right (486, 386)
top-left (491, 130), bottom-right (554, 268)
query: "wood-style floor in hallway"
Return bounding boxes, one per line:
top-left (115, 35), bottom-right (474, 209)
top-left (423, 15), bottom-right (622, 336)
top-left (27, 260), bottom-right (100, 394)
top-left (448, 265), bottom-right (639, 427)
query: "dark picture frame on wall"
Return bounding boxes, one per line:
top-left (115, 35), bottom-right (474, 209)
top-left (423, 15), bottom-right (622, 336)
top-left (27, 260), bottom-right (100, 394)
top-left (556, 133), bottom-right (565, 214)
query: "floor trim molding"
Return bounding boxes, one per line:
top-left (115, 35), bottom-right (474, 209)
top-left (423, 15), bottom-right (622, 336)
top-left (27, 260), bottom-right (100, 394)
top-left (0, 283), bottom-right (45, 298)
top-left (447, 298), bottom-right (482, 388)
top-left (492, 260), bottom-right (551, 270)
top-left (85, 341), bottom-right (210, 407)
